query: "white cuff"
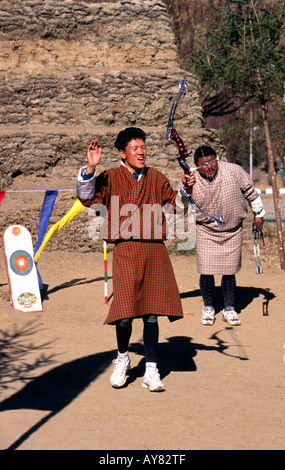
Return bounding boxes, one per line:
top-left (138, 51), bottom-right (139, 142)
top-left (76, 166), bottom-right (96, 200)
top-left (251, 195), bottom-right (266, 217)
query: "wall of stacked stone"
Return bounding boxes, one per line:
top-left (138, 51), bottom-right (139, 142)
top-left (0, 0), bottom-right (224, 254)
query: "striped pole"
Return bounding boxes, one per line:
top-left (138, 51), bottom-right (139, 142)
top-left (103, 240), bottom-right (108, 304)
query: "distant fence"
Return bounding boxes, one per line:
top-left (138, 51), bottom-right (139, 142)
top-left (263, 212), bottom-right (285, 227)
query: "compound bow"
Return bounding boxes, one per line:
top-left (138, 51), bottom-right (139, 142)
top-left (166, 79), bottom-right (225, 226)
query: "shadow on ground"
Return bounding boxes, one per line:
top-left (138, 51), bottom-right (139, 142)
top-left (181, 285), bottom-right (275, 315)
top-left (0, 326), bottom-right (247, 450)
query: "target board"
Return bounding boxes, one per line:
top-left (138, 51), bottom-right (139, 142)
top-left (2, 225), bottom-right (42, 312)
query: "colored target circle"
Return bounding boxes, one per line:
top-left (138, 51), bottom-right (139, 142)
top-left (10, 250), bottom-right (33, 276)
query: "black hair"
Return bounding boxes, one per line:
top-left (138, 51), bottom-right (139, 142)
top-left (114, 127), bottom-right (146, 151)
top-left (194, 145), bottom-right (216, 164)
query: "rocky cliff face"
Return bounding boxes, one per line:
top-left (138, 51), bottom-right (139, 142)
top-left (0, 0), bottom-right (224, 253)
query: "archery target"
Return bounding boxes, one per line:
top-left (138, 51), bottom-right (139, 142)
top-left (2, 225), bottom-right (42, 312)
top-left (10, 250), bottom-right (33, 276)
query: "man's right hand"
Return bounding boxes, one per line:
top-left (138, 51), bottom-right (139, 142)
top-left (87, 139), bottom-right (102, 173)
top-left (182, 171), bottom-right (196, 188)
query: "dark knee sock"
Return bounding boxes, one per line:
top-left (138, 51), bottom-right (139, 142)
top-left (116, 318), bottom-right (133, 354)
top-left (199, 274), bottom-right (215, 306)
top-left (143, 315), bottom-right (159, 363)
top-left (221, 275), bottom-right (236, 308)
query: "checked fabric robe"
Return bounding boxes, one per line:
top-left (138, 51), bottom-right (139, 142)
top-left (77, 164), bottom-right (184, 324)
top-left (191, 161), bottom-right (260, 275)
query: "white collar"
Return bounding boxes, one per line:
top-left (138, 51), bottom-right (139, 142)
top-left (121, 161), bottom-right (144, 180)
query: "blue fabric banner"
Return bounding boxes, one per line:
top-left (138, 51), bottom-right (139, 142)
top-left (34, 190), bottom-right (58, 255)
top-left (34, 190), bottom-right (58, 289)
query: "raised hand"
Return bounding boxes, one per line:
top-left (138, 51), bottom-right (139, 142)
top-left (87, 139), bottom-right (102, 173)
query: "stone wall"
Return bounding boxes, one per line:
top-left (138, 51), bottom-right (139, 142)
top-left (0, 0), bottom-right (224, 253)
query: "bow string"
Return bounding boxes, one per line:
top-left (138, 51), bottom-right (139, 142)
top-left (166, 79), bottom-right (225, 226)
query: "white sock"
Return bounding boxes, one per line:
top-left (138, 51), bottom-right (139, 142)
top-left (118, 351), bottom-right (129, 361)
top-left (146, 362), bottom-right (157, 370)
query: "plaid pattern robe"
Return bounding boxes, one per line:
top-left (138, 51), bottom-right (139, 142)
top-left (192, 161), bottom-right (259, 275)
top-left (77, 165), bottom-right (184, 324)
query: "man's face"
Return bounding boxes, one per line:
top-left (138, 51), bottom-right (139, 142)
top-left (197, 154), bottom-right (218, 178)
top-left (119, 138), bottom-right (147, 172)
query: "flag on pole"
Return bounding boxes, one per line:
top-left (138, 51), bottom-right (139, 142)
top-left (34, 198), bottom-right (85, 264)
top-left (34, 190), bottom-right (58, 256)
top-left (103, 240), bottom-right (108, 304)
top-left (33, 190), bottom-right (58, 289)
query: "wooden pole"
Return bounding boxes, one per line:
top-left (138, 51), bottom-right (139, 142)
top-left (103, 240), bottom-right (108, 304)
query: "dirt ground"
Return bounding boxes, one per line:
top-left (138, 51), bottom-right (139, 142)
top-left (0, 233), bottom-right (284, 451)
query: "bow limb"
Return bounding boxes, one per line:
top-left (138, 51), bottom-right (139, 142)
top-left (180, 187), bottom-right (225, 226)
top-left (166, 80), bottom-right (191, 173)
top-left (166, 79), bottom-right (189, 138)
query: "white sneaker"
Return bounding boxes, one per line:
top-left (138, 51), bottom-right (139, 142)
top-left (110, 357), bottom-right (131, 388)
top-left (142, 365), bottom-right (165, 392)
top-left (201, 306), bottom-right (215, 325)
top-left (222, 308), bottom-right (241, 326)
